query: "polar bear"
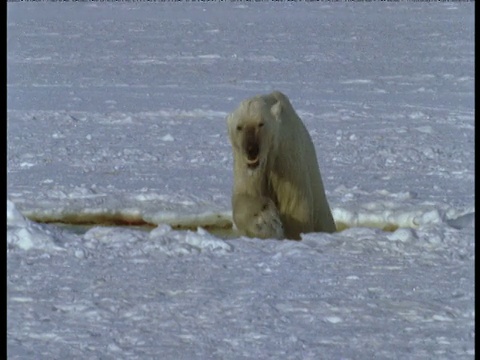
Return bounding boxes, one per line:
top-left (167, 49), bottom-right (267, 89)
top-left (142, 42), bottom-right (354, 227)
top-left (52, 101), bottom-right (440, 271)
top-left (227, 91), bottom-right (336, 240)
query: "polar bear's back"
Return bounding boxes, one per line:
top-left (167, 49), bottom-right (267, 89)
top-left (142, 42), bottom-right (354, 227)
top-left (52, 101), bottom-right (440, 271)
top-left (263, 91), bottom-right (336, 236)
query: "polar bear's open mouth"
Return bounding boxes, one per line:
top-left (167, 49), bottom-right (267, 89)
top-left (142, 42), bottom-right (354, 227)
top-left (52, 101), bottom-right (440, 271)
top-left (246, 157), bottom-right (260, 169)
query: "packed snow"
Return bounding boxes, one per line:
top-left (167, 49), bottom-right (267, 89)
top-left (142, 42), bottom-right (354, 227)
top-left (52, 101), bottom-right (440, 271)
top-left (7, 2), bottom-right (474, 359)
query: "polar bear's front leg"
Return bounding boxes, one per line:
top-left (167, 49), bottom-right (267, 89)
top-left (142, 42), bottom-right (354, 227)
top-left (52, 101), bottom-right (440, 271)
top-left (232, 194), bottom-right (284, 240)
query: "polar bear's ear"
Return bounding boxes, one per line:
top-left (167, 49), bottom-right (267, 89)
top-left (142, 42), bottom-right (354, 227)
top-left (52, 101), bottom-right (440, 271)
top-left (270, 100), bottom-right (282, 122)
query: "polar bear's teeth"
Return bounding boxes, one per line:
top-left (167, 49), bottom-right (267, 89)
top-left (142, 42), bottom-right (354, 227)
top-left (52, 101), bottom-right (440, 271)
top-left (246, 158), bottom-right (260, 169)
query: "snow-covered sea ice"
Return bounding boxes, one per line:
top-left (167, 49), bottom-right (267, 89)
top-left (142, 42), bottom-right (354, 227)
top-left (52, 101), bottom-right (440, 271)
top-left (7, 2), bottom-right (474, 359)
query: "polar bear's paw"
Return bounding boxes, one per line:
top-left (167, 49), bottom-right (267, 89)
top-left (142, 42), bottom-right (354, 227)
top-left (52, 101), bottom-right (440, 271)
top-left (233, 194), bottom-right (284, 240)
top-left (249, 200), bottom-right (284, 240)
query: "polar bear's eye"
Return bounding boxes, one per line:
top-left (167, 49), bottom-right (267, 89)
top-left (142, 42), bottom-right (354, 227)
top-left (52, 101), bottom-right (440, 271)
top-left (258, 122), bottom-right (264, 128)
top-left (236, 125), bottom-right (243, 131)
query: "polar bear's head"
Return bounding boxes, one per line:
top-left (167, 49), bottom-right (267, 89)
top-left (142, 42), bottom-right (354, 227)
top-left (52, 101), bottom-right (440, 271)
top-left (227, 96), bottom-right (282, 172)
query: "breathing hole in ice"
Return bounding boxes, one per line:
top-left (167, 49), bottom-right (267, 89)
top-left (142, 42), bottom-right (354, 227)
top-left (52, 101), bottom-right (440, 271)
top-left (335, 221), bottom-right (399, 233)
top-left (25, 212), bottom-right (404, 239)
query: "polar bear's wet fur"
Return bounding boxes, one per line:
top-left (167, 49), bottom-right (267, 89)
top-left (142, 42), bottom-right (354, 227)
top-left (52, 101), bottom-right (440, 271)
top-left (227, 91), bottom-right (336, 240)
